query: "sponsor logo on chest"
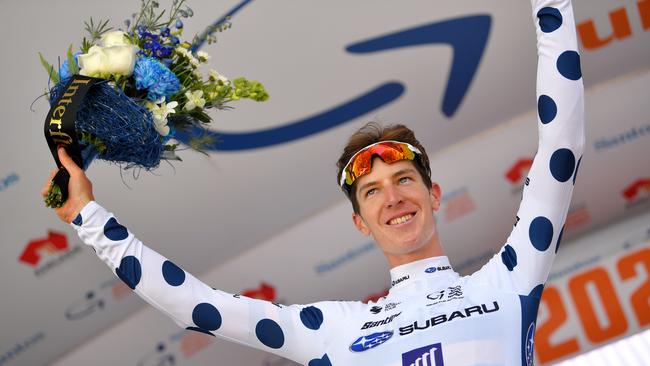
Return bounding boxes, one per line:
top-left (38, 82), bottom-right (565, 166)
top-left (399, 301), bottom-right (500, 336)
top-left (402, 342), bottom-right (444, 366)
top-left (361, 312), bottom-right (402, 330)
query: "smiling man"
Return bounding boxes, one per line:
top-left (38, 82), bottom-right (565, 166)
top-left (45, 0), bottom-right (584, 364)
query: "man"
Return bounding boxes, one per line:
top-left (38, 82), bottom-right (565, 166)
top-left (44, 0), bottom-right (584, 364)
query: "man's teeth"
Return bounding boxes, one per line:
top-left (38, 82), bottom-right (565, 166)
top-left (389, 214), bottom-right (413, 225)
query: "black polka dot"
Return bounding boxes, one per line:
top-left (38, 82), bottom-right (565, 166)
top-left (192, 303), bottom-right (222, 331)
top-left (555, 226), bottom-right (565, 253)
top-left (573, 156), bottom-right (582, 185)
top-left (185, 327), bottom-right (215, 337)
top-left (104, 217), bottom-right (128, 241)
top-left (309, 354), bottom-right (332, 366)
top-left (72, 213), bottom-right (83, 226)
top-left (300, 306), bottom-right (324, 330)
top-left (557, 51), bottom-right (582, 80)
top-left (529, 284), bottom-right (545, 299)
top-left (537, 95), bottom-right (557, 124)
top-left (116, 256), bottom-right (141, 289)
top-left (501, 245), bottom-right (517, 271)
top-left (537, 7), bottom-right (563, 33)
top-left (529, 216), bottom-right (554, 251)
top-left (162, 260), bottom-right (185, 286)
top-left (550, 148), bottom-right (576, 182)
top-left (255, 319), bottom-right (284, 349)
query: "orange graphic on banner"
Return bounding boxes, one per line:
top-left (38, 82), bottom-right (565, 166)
top-left (181, 331), bottom-right (213, 358)
top-left (505, 158), bottom-right (533, 184)
top-left (564, 205), bottom-right (591, 232)
top-left (617, 248), bottom-right (650, 326)
top-left (536, 247), bottom-right (650, 364)
top-left (112, 281), bottom-right (132, 301)
top-left (622, 178), bottom-right (650, 200)
top-left (568, 267), bottom-right (629, 344)
top-left (443, 189), bottom-right (476, 223)
top-left (364, 288), bottom-right (389, 303)
top-left (536, 286), bottom-right (580, 364)
top-left (578, 0), bottom-right (650, 50)
top-left (242, 282), bottom-right (276, 301)
top-left (641, 0), bottom-right (650, 29)
top-left (18, 230), bottom-right (68, 266)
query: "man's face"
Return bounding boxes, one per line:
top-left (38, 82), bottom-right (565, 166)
top-left (351, 158), bottom-right (441, 259)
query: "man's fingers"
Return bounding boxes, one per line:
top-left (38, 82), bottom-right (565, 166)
top-left (58, 147), bottom-right (81, 175)
top-left (41, 169), bottom-right (58, 197)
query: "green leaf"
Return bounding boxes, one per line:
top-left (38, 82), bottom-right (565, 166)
top-left (67, 44), bottom-right (79, 75)
top-left (44, 182), bottom-right (64, 208)
top-left (81, 38), bottom-right (93, 54)
top-left (188, 109), bottom-right (211, 124)
top-left (38, 52), bottom-right (60, 84)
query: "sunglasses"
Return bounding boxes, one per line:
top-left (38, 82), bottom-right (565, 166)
top-left (339, 140), bottom-right (423, 190)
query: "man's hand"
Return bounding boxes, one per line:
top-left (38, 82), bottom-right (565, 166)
top-left (42, 147), bottom-right (95, 223)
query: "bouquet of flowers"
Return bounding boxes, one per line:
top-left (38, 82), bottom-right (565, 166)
top-left (40, 0), bottom-right (268, 208)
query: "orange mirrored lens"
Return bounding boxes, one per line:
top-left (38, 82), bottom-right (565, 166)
top-left (344, 142), bottom-right (416, 185)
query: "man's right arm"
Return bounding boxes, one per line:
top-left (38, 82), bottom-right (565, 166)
top-left (71, 200), bottom-right (344, 366)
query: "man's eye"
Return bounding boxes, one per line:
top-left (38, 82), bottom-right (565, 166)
top-left (399, 177), bottom-right (412, 184)
top-left (366, 188), bottom-right (377, 197)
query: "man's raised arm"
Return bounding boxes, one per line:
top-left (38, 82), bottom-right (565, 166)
top-left (471, 0), bottom-right (585, 295)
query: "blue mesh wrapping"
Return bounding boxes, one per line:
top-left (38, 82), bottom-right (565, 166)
top-left (49, 79), bottom-right (164, 170)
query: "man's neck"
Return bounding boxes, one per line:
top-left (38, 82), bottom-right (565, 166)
top-left (385, 238), bottom-right (445, 269)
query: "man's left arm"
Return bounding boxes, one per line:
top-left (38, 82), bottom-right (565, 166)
top-left (472, 0), bottom-right (585, 296)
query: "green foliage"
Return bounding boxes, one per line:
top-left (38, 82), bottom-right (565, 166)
top-left (66, 45), bottom-right (79, 74)
top-left (188, 133), bottom-right (215, 155)
top-left (230, 78), bottom-right (269, 102)
top-left (84, 18), bottom-right (113, 42)
top-left (79, 132), bottom-right (107, 153)
top-left (38, 53), bottom-right (60, 84)
top-left (81, 38), bottom-right (93, 54)
top-left (44, 182), bottom-right (63, 208)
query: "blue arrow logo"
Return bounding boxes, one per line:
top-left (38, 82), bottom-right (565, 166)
top-left (181, 3), bottom-right (491, 151)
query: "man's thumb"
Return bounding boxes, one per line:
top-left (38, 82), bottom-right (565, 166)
top-left (58, 147), bottom-right (81, 174)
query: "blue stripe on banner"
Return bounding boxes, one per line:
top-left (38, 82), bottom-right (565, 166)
top-left (174, 82), bottom-right (405, 151)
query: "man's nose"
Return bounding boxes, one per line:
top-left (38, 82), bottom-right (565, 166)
top-left (384, 185), bottom-right (403, 208)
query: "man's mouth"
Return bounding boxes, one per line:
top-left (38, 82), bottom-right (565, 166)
top-left (387, 212), bottom-right (415, 225)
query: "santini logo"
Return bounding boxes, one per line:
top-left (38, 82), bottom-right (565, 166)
top-left (349, 331), bottom-right (393, 352)
top-left (361, 312), bottom-right (401, 330)
top-left (402, 343), bottom-right (444, 366)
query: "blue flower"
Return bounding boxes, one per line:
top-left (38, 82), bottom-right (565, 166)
top-left (134, 57), bottom-right (181, 101)
top-left (59, 52), bottom-right (81, 80)
top-left (175, 20), bottom-right (183, 29)
top-left (161, 27), bottom-right (171, 37)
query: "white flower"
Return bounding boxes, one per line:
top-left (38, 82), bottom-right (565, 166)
top-left (100, 31), bottom-right (131, 47)
top-left (208, 69), bottom-right (229, 84)
top-left (78, 44), bottom-right (139, 77)
top-left (184, 90), bottom-right (206, 111)
top-left (175, 47), bottom-right (200, 67)
top-left (145, 99), bottom-right (178, 136)
top-left (196, 50), bottom-right (210, 63)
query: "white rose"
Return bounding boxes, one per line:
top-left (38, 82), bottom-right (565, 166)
top-left (78, 44), bottom-right (139, 77)
top-left (101, 31), bottom-right (130, 47)
top-left (102, 45), bottom-right (139, 75)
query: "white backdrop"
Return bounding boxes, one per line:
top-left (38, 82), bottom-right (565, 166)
top-left (1, 0), bottom-right (649, 365)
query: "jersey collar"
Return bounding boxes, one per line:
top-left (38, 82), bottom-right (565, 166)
top-left (389, 256), bottom-right (457, 289)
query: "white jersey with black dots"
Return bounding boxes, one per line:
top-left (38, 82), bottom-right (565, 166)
top-left (71, 0), bottom-right (584, 364)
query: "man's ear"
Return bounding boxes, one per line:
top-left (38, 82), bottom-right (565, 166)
top-left (430, 182), bottom-right (442, 212)
top-left (352, 212), bottom-right (371, 236)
